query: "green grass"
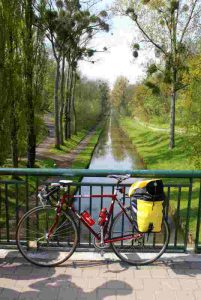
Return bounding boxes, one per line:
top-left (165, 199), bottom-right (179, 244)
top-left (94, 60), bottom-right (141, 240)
top-left (0, 158), bottom-right (56, 234)
top-left (49, 130), bottom-right (87, 155)
top-left (120, 117), bottom-right (194, 170)
top-left (72, 130), bottom-right (101, 169)
top-left (69, 128), bottom-right (102, 187)
top-left (120, 117), bottom-right (200, 241)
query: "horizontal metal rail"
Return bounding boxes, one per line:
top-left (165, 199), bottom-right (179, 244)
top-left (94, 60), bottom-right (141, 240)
top-left (0, 168), bottom-right (201, 178)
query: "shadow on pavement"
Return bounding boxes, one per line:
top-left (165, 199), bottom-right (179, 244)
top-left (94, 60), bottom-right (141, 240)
top-left (0, 252), bottom-right (133, 300)
top-left (0, 274), bottom-right (133, 300)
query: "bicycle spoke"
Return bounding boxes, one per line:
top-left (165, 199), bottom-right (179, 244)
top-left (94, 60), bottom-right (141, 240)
top-left (110, 207), bottom-right (169, 265)
top-left (16, 206), bottom-right (78, 267)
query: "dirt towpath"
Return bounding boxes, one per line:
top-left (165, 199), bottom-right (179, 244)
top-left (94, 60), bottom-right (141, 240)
top-left (36, 115), bottom-right (97, 168)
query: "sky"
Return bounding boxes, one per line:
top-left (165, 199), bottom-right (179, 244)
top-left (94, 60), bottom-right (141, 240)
top-left (79, 0), bottom-right (152, 88)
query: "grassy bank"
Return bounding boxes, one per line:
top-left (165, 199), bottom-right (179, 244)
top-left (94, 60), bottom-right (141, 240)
top-left (49, 130), bottom-right (87, 155)
top-left (120, 117), bottom-right (193, 170)
top-left (69, 127), bottom-right (102, 186)
top-left (119, 117), bottom-right (200, 241)
top-left (72, 129), bottom-right (101, 169)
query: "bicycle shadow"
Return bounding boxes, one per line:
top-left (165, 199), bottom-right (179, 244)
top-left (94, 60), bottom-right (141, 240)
top-left (104, 254), bottom-right (201, 278)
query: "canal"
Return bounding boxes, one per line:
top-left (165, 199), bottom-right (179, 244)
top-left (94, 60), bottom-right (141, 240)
top-left (75, 117), bottom-right (145, 244)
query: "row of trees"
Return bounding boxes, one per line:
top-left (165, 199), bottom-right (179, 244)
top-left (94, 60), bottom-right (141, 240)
top-left (0, 0), bottom-right (110, 168)
top-left (110, 45), bottom-right (201, 167)
top-left (0, 0), bottom-right (47, 168)
top-left (115, 0), bottom-right (201, 149)
top-left (37, 0), bottom-right (109, 149)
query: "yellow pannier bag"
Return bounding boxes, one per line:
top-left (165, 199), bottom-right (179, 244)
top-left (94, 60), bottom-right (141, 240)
top-left (129, 179), bottom-right (165, 233)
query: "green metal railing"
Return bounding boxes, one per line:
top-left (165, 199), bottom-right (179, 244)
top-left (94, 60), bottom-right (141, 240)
top-left (0, 168), bottom-right (201, 252)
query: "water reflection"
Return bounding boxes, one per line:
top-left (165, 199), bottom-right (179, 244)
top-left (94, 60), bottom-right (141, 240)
top-left (74, 117), bottom-right (145, 244)
top-left (88, 117), bottom-right (144, 173)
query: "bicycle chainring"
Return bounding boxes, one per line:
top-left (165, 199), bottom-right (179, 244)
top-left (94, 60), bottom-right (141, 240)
top-left (92, 235), bottom-right (110, 251)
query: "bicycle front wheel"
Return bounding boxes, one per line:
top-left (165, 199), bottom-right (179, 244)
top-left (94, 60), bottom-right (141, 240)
top-left (110, 207), bottom-right (170, 266)
top-left (16, 206), bottom-right (78, 267)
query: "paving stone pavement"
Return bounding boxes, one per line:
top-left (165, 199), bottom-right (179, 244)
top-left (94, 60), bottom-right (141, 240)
top-left (0, 251), bottom-right (201, 300)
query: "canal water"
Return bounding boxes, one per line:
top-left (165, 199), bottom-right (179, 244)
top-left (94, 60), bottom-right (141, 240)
top-left (86, 117), bottom-right (144, 173)
top-left (75, 117), bottom-right (145, 244)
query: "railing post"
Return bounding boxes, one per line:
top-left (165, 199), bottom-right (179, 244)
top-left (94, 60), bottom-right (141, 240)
top-left (195, 179), bottom-right (201, 252)
top-left (5, 183), bottom-right (9, 243)
top-left (174, 186), bottom-right (182, 248)
top-left (184, 177), bottom-right (193, 251)
top-left (25, 175), bottom-right (29, 248)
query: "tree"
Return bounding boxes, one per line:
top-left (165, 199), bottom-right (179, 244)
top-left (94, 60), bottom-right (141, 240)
top-left (179, 53), bottom-right (201, 168)
top-left (63, 3), bottom-right (109, 139)
top-left (0, 0), bottom-right (24, 168)
top-left (110, 76), bottom-right (130, 114)
top-left (118, 0), bottom-right (201, 148)
top-left (36, 0), bottom-right (109, 146)
top-left (0, 1), bottom-right (10, 164)
top-left (24, 0), bottom-right (36, 167)
top-left (0, 0), bottom-right (48, 168)
top-left (74, 76), bottom-right (109, 131)
top-left (99, 81), bottom-right (110, 116)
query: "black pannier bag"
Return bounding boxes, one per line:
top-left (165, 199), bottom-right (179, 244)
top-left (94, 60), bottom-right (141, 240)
top-left (129, 179), bottom-right (165, 233)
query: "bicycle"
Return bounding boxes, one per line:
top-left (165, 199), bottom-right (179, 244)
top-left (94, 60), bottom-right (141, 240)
top-left (16, 174), bottom-right (170, 267)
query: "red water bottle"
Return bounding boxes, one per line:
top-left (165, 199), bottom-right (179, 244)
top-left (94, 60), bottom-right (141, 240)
top-left (98, 208), bottom-right (108, 226)
top-left (81, 211), bottom-right (95, 227)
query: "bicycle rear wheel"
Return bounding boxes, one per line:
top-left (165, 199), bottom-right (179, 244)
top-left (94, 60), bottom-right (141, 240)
top-left (110, 207), bottom-right (170, 265)
top-left (16, 206), bottom-right (78, 267)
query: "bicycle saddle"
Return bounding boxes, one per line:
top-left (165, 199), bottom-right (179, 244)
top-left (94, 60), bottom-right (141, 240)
top-left (51, 180), bottom-right (72, 187)
top-left (107, 174), bottom-right (131, 181)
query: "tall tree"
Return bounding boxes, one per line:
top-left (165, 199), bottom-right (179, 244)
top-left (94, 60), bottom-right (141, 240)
top-left (118, 0), bottom-right (201, 148)
top-left (0, 0), bottom-right (24, 167)
top-left (24, 0), bottom-right (36, 167)
top-left (99, 81), bottom-right (110, 116)
top-left (111, 76), bottom-right (129, 114)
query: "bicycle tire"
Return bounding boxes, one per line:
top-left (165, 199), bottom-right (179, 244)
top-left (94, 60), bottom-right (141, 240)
top-left (16, 205), bottom-right (78, 267)
top-left (110, 207), bottom-right (170, 266)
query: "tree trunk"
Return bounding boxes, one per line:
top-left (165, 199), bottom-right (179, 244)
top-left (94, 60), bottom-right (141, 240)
top-left (169, 11), bottom-right (177, 150)
top-left (10, 101), bottom-right (19, 168)
top-left (72, 73), bottom-right (77, 135)
top-left (25, 0), bottom-right (36, 168)
top-left (169, 87), bottom-right (176, 149)
top-left (59, 55), bottom-right (65, 145)
top-left (67, 69), bottom-right (74, 139)
top-left (64, 65), bottom-right (70, 140)
top-left (9, 32), bottom-right (18, 168)
top-left (54, 58), bottom-right (61, 148)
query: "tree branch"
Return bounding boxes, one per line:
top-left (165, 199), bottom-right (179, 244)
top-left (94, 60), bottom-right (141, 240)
top-left (180, 0), bottom-right (199, 43)
top-left (132, 16), bottom-right (167, 56)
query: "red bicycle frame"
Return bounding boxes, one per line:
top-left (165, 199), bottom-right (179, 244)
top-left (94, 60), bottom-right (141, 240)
top-left (48, 190), bottom-right (143, 244)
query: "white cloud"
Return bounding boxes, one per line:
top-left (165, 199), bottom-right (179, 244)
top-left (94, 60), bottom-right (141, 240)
top-left (78, 15), bottom-right (152, 88)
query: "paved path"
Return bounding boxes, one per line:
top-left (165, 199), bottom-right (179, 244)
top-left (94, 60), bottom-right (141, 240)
top-left (134, 118), bottom-right (185, 134)
top-left (36, 115), bottom-right (97, 168)
top-left (0, 250), bottom-right (201, 300)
